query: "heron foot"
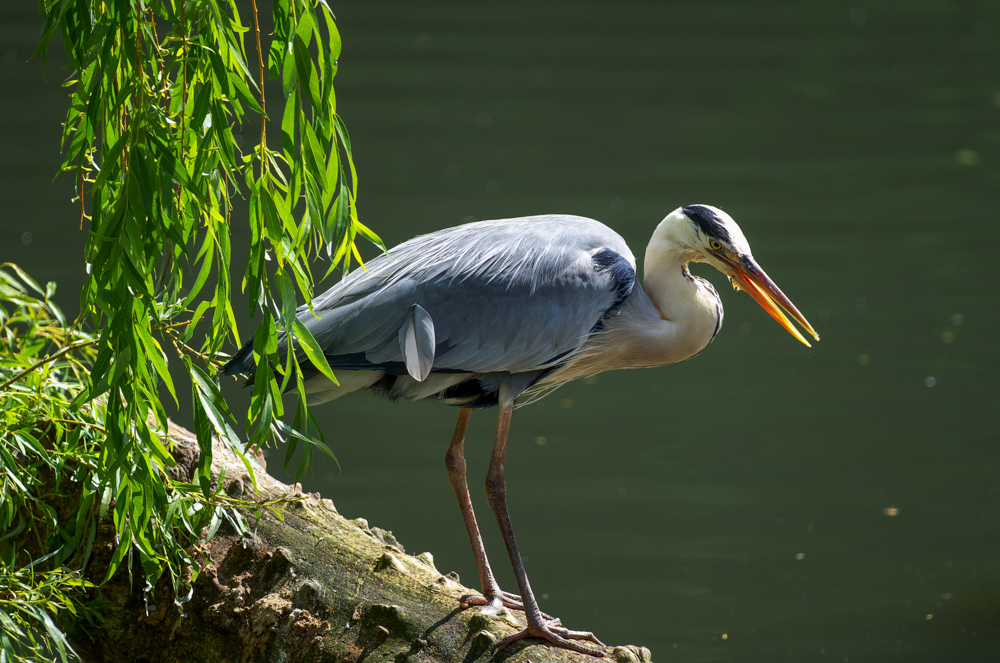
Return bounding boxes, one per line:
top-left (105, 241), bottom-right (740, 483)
top-left (494, 617), bottom-right (607, 657)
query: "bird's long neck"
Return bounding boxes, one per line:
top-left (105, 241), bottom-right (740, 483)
top-left (533, 219), bottom-right (723, 392)
top-left (554, 237), bottom-right (722, 384)
top-left (630, 236), bottom-right (723, 366)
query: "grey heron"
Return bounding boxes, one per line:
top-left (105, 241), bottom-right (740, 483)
top-left (223, 204), bottom-right (819, 656)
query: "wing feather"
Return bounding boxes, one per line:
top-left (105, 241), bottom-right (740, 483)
top-left (292, 215), bottom-right (635, 376)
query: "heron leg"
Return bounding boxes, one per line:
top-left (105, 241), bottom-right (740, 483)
top-left (484, 403), bottom-right (606, 657)
top-left (445, 408), bottom-right (523, 614)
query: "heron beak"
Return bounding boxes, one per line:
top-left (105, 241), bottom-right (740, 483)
top-left (724, 255), bottom-right (820, 347)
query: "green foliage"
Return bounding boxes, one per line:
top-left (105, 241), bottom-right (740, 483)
top-left (0, 265), bottom-right (300, 662)
top-left (0, 560), bottom-right (100, 663)
top-left (33, 0), bottom-right (374, 572)
top-left (0, 265), bottom-right (99, 566)
top-left (1, 0), bottom-right (379, 658)
top-left (0, 265), bottom-right (104, 662)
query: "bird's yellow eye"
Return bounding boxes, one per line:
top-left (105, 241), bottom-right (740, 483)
top-left (709, 240), bottom-right (723, 251)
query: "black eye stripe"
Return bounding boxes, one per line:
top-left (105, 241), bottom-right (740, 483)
top-left (682, 205), bottom-right (733, 244)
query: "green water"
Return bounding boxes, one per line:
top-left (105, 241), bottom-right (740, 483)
top-left (3, 1), bottom-right (999, 660)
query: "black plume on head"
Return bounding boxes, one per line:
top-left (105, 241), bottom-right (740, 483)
top-left (682, 205), bottom-right (732, 244)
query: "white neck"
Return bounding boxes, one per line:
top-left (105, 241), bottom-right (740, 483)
top-left (533, 212), bottom-right (724, 392)
top-left (556, 235), bottom-right (721, 384)
top-left (632, 233), bottom-right (722, 366)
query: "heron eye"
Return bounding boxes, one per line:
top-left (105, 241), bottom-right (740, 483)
top-left (709, 240), bottom-right (723, 251)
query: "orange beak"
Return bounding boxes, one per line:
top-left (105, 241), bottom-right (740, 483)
top-left (723, 255), bottom-right (820, 347)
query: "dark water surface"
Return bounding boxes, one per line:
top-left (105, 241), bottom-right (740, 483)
top-left (3, 1), bottom-right (999, 660)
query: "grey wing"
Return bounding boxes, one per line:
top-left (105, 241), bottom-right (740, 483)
top-left (297, 214), bottom-right (636, 378)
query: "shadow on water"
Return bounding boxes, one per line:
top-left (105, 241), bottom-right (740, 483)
top-left (3, 1), bottom-right (999, 660)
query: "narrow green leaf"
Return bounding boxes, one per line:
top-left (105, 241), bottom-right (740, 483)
top-left (293, 34), bottom-right (322, 110)
top-left (291, 317), bottom-right (338, 387)
top-left (104, 537), bottom-right (131, 584)
top-left (301, 121), bottom-right (328, 191)
top-left (135, 323), bottom-right (178, 406)
top-left (281, 40), bottom-right (297, 98)
top-left (353, 219), bottom-right (386, 254)
top-left (229, 72), bottom-right (265, 116)
top-left (38, 609), bottom-right (73, 663)
top-left (281, 89), bottom-right (298, 160)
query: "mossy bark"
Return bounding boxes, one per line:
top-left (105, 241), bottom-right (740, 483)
top-left (74, 422), bottom-right (653, 663)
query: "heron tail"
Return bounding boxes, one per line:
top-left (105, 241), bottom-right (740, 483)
top-left (220, 338), bottom-right (257, 382)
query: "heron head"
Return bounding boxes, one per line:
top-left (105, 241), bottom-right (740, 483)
top-left (669, 204), bottom-right (820, 347)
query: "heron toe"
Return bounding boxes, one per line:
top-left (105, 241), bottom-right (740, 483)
top-left (494, 617), bottom-right (607, 657)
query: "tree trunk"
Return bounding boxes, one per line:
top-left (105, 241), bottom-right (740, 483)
top-left (76, 422), bottom-right (654, 663)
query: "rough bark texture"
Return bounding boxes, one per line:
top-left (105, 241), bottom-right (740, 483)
top-left (76, 422), bottom-right (654, 663)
